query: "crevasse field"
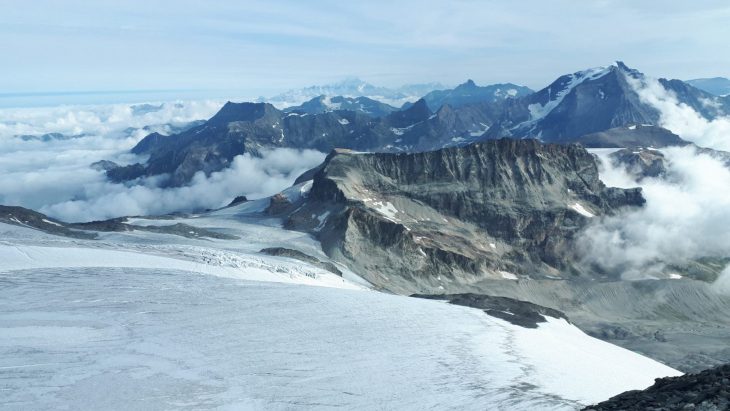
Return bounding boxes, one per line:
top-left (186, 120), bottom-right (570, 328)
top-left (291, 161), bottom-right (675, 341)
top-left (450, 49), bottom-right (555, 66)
top-left (0, 200), bottom-right (680, 410)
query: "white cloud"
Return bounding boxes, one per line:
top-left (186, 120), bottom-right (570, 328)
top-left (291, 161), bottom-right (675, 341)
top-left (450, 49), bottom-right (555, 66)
top-left (579, 77), bottom-right (730, 284)
top-left (0, 101), bottom-right (325, 222)
top-left (40, 148), bottom-right (325, 222)
top-left (628, 75), bottom-right (730, 151)
top-left (580, 146), bottom-right (730, 280)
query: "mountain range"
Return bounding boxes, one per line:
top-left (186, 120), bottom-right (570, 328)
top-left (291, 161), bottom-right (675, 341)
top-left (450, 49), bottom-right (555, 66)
top-left (4, 61), bottom-right (730, 408)
top-left (101, 61), bottom-right (727, 187)
top-left (262, 77), bottom-right (446, 108)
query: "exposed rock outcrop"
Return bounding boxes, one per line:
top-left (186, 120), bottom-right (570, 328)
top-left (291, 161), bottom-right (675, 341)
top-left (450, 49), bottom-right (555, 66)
top-left (285, 139), bottom-right (644, 293)
top-left (584, 364), bottom-right (730, 411)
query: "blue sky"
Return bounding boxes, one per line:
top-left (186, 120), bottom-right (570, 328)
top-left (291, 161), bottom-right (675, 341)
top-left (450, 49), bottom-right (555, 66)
top-left (2, 0), bottom-right (729, 103)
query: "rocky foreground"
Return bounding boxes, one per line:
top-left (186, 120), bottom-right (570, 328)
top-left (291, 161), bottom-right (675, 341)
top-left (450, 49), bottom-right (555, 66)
top-left (584, 364), bottom-right (730, 410)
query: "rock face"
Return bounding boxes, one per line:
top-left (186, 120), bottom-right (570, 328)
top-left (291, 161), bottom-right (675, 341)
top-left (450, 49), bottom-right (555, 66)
top-left (583, 364), bottom-right (730, 411)
top-left (284, 139), bottom-right (644, 293)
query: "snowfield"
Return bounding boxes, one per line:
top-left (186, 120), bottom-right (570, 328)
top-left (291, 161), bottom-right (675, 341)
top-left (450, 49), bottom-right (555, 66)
top-left (0, 218), bottom-right (681, 410)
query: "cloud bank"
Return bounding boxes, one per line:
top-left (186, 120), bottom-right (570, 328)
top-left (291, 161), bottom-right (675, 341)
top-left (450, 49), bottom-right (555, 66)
top-left (579, 75), bottom-right (730, 290)
top-left (627, 76), bottom-right (730, 151)
top-left (580, 146), bottom-right (730, 279)
top-left (0, 101), bottom-right (325, 222)
top-left (41, 148), bottom-right (325, 222)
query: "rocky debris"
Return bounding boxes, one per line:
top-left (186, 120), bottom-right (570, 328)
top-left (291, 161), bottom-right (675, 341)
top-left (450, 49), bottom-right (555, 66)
top-left (0, 205), bottom-right (96, 239)
top-left (415, 293), bottom-right (568, 328)
top-left (285, 138), bottom-right (645, 293)
top-left (227, 195), bottom-right (249, 207)
top-left (583, 364), bottom-right (730, 411)
top-left (260, 247), bottom-right (342, 276)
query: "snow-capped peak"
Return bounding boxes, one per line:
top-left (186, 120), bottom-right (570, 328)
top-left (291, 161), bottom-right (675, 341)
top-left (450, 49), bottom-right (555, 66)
top-left (528, 65), bottom-right (612, 121)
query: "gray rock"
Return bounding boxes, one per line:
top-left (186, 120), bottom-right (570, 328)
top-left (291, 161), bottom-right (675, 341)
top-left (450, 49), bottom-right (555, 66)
top-left (285, 138), bottom-right (644, 293)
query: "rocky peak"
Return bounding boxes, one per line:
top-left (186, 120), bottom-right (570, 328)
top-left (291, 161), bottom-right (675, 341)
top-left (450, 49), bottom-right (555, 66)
top-left (208, 101), bottom-right (280, 125)
top-left (386, 98), bottom-right (432, 127)
top-left (287, 139), bottom-right (644, 293)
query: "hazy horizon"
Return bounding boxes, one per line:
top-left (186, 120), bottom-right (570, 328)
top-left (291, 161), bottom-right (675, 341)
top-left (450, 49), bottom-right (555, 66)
top-left (2, 0), bottom-right (729, 107)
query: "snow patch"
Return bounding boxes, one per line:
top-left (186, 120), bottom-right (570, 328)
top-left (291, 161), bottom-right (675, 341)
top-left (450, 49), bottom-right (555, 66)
top-left (499, 270), bottom-right (518, 280)
top-left (570, 202), bottom-right (595, 218)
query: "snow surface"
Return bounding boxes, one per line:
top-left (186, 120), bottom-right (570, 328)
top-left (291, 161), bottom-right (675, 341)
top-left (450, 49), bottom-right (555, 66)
top-left (570, 202), bottom-right (595, 218)
top-left (0, 265), bottom-right (680, 410)
top-left (500, 270), bottom-right (519, 280)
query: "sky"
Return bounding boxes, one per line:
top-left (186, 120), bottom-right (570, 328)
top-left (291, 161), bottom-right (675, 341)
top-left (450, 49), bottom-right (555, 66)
top-left (2, 0), bottom-right (730, 105)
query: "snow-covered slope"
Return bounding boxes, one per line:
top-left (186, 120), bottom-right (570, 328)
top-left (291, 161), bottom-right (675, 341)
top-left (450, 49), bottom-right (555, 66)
top-left (0, 212), bottom-right (681, 410)
top-left (1, 267), bottom-right (679, 410)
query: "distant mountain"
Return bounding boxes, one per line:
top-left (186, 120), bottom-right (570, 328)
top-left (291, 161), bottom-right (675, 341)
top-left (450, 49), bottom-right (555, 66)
top-left (283, 95), bottom-right (398, 117)
top-left (264, 78), bottom-right (446, 108)
top-left (104, 62), bottom-right (730, 187)
top-left (484, 62), bottom-right (730, 143)
top-left (104, 98), bottom-right (505, 186)
top-left (552, 125), bottom-right (688, 148)
top-left (686, 77), bottom-right (730, 96)
top-left (420, 80), bottom-right (533, 110)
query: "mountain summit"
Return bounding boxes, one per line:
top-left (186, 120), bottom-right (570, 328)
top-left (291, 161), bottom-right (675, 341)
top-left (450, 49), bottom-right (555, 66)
top-left (484, 62), bottom-right (730, 142)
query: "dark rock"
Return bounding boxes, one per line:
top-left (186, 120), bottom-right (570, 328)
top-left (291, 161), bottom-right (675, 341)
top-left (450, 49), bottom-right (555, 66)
top-left (583, 364), bottom-right (730, 410)
top-left (415, 293), bottom-right (568, 328)
top-left (0, 205), bottom-right (96, 239)
top-left (285, 138), bottom-right (645, 293)
top-left (265, 193), bottom-right (294, 215)
top-left (421, 80), bottom-right (533, 110)
top-left (283, 95), bottom-right (398, 117)
top-left (227, 196), bottom-right (249, 207)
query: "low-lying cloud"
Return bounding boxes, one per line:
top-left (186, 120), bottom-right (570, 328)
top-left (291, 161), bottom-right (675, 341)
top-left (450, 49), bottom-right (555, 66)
top-left (579, 146), bottom-right (730, 280)
top-left (579, 75), bottom-right (730, 290)
top-left (0, 101), bottom-right (325, 222)
top-left (40, 148), bottom-right (325, 222)
top-left (627, 75), bottom-right (730, 151)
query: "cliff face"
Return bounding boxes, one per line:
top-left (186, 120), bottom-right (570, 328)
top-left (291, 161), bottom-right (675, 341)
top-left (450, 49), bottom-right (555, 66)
top-left (284, 139), bottom-right (644, 293)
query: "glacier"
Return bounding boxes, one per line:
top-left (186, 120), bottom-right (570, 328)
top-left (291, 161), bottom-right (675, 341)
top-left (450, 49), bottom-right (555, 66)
top-left (0, 216), bottom-right (681, 410)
